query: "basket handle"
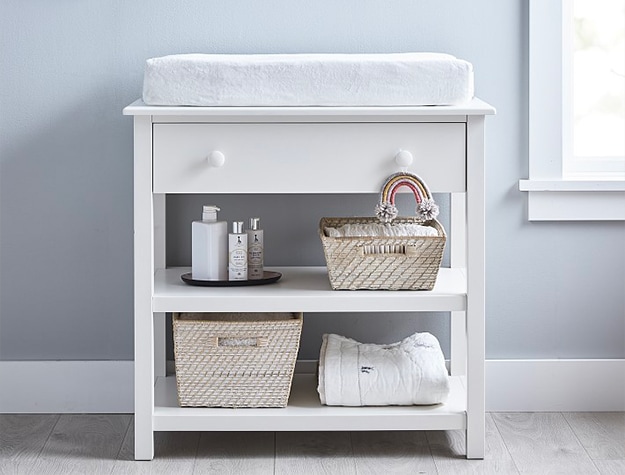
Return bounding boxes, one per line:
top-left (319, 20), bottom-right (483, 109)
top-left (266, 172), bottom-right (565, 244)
top-left (361, 244), bottom-right (421, 256)
top-left (208, 336), bottom-right (269, 348)
top-left (375, 172), bottom-right (439, 223)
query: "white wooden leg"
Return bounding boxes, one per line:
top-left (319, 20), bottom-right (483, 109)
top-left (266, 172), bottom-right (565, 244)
top-left (466, 116), bottom-right (486, 459)
top-left (134, 311), bottom-right (155, 461)
top-left (134, 116), bottom-right (155, 460)
top-left (450, 193), bottom-right (467, 376)
top-left (153, 194), bottom-right (166, 378)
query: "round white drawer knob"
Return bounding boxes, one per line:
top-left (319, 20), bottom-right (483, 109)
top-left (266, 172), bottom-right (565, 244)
top-left (208, 151), bottom-right (225, 167)
top-left (395, 150), bottom-right (414, 167)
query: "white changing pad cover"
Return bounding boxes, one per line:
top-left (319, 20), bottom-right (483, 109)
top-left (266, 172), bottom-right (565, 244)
top-left (318, 332), bottom-right (450, 406)
top-left (142, 53), bottom-right (474, 106)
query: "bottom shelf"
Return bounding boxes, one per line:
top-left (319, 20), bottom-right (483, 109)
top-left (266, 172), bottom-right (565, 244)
top-left (153, 373), bottom-right (467, 432)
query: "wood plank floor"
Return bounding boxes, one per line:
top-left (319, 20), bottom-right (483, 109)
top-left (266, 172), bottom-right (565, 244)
top-left (0, 413), bottom-right (623, 474)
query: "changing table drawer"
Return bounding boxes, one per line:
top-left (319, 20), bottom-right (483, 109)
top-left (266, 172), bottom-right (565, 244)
top-left (152, 122), bottom-right (466, 193)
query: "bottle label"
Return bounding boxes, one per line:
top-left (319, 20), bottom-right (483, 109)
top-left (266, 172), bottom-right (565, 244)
top-left (229, 232), bottom-right (248, 281)
top-left (246, 230), bottom-right (263, 280)
top-left (248, 243), bottom-right (263, 265)
top-left (230, 249), bottom-right (247, 268)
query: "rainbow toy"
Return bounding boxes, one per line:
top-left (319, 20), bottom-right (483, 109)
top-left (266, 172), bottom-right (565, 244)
top-left (375, 172), bottom-right (439, 223)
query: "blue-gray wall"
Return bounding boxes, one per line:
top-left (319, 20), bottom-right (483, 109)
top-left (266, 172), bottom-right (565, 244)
top-left (1, 0), bottom-right (623, 361)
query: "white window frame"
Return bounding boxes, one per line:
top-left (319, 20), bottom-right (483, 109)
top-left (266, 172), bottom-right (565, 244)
top-left (519, 0), bottom-right (625, 221)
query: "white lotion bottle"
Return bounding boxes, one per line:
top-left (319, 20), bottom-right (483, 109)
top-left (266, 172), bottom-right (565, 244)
top-left (228, 221), bottom-right (248, 281)
top-left (246, 217), bottom-right (264, 280)
top-left (191, 205), bottom-right (228, 281)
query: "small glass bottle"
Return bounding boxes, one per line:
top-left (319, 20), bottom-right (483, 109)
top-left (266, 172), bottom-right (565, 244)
top-left (228, 221), bottom-right (248, 281)
top-left (246, 217), bottom-right (264, 280)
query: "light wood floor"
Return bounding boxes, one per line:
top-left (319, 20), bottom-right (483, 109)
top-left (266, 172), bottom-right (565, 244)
top-left (1, 413), bottom-right (623, 474)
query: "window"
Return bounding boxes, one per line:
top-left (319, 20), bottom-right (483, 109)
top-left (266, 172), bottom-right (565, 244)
top-left (520, 0), bottom-right (625, 221)
top-left (564, 0), bottom-right (625, 179)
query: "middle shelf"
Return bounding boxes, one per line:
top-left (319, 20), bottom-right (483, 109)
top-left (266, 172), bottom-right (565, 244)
top-left (153, 266), bottom-right (467, 313)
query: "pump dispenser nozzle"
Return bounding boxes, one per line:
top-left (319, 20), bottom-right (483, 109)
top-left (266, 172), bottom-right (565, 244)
top-left (202, 205), bottom-right (220, 222)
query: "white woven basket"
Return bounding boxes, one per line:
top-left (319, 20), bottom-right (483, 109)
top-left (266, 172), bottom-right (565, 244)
top-left (173, 312), bottom-right (303, 408)
top-left (319, 172), bottom-right (446, 290)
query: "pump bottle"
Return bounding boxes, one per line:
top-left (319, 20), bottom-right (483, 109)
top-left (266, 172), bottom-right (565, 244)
top-left (191, 205), bottom-right (227, 280)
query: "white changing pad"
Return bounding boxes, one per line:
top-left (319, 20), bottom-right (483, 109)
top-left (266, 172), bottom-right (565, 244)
top-left (142, 53), bottom-right (474, 107)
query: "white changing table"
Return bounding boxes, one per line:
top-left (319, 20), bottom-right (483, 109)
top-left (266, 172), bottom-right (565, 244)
top-left (124, 98), bottom-right (495, 460)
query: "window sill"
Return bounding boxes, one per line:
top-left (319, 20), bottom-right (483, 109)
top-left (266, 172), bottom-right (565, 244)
top-left (518, 180), bottom-right (625, 221)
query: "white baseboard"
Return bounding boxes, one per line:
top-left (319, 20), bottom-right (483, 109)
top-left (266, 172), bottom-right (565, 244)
top-left (1, 359), bottom-right (623, 413)
top-left (486, 359), bottom-right (625, 412)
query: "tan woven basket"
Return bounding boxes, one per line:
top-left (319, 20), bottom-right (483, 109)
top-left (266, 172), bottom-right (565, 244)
top-left (320, 217), bottom-right (446, 290)
top-left (173, 312), bottom-right (303, 408)
top-left (319, 172), bottom-right (446, 290)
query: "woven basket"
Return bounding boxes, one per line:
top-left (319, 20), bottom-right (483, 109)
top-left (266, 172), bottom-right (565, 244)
top-left (173, 312), bottom-right (303, 408)
top-left (319, 172), bottom-right (446, 290)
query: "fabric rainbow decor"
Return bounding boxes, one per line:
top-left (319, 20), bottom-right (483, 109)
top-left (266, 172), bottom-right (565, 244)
top-left (375, 172), bottom-right (440, 223)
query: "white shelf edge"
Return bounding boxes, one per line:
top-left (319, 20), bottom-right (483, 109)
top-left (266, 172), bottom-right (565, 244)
top-left (153, 266), bottom-right (467, 313)
top-left (153, 374), bottom-right (466, 432)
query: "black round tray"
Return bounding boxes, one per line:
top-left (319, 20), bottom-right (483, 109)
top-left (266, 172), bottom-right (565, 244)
top-left (181, 271), bottom-right (282, 287)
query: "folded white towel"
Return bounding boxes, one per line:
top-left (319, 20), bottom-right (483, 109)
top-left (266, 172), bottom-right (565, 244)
top-left (324, 223), bottom-right (438, 238)
top-left (143, 52), bottom-right (474, 106)
top-left (318, 332), bottom-right (450, 406)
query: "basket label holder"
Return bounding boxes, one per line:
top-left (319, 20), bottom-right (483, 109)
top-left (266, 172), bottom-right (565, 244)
top-left (207, 336), bottom-right (269, 348)
top-left (361, 244), bottom-right (422, 256)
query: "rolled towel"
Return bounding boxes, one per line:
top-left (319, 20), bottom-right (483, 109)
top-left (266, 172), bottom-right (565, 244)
top-left (324, 223), bottom-right (438, 238)
top-left (318, 332), bottom-right (450, 406)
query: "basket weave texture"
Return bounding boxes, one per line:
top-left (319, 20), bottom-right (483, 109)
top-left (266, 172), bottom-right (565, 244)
top-left (319, 216), bottom-right (446, 290)
top-left (173, 312), bottom-right (303, 408)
